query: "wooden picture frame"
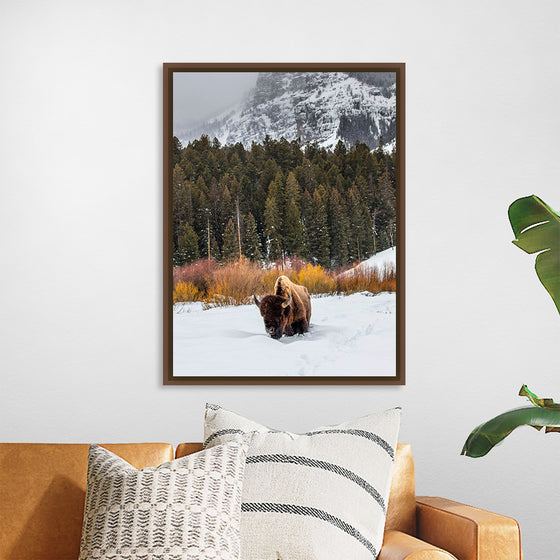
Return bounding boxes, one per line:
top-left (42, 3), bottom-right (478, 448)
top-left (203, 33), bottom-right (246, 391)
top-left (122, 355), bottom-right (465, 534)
top-left (164, 63), bottom-right (405, 385)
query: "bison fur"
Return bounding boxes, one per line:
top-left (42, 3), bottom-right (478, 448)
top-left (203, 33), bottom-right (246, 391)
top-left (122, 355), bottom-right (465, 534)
top-left (254, 275), bottom-right (311, 339)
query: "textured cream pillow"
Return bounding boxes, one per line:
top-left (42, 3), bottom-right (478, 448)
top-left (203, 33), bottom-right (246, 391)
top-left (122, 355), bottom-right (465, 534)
top-left (79, 441), bottom-right (248, 560)
top-left (204, 404), bottom-right (401, 560)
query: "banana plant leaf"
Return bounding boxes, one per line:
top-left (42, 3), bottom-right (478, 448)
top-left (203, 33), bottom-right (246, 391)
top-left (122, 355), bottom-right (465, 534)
top-left (508, 195), bottom-right (560, 314)
top-left (519, 384), bottom-right (560, 410)
top-left (461, 386), bottom-right (560, 458)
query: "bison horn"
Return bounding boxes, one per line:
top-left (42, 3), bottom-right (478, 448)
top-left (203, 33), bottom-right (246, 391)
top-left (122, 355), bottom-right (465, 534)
top-left (253, 295), bottom-right (260, 307)
top-left (281, 294), bottom-right (292, 308)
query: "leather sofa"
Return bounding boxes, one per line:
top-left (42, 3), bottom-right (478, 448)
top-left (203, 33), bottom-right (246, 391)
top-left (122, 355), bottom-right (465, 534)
top-left (0, 442), bottom-right (522, 560)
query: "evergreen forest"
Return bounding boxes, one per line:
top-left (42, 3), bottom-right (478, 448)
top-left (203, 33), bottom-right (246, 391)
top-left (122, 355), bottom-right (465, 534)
top-left (172, 135), bottom-right (398, 269)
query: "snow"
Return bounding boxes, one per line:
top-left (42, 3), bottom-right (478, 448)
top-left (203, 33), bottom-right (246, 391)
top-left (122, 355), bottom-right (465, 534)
top-left (177, 72), bottom-right (396, 151)
top-left (341, 246), bottom-right (396, 277)
top-left (382, 138), bottom-right (397, 154)
top-left (173, 291), bottom-right (396, 377)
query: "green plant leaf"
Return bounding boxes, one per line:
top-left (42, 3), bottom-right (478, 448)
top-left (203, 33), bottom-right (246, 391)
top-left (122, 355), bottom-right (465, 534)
top-left (461, 406), bottom-right (560, 458)
top-left (519, 384), bottom-right (560, 410)
top-left (508, 195), bottom-right (560, 314)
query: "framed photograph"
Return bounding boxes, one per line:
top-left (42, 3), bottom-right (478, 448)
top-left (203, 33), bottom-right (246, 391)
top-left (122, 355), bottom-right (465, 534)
top-left (163, 63), bottom-right (405, 385)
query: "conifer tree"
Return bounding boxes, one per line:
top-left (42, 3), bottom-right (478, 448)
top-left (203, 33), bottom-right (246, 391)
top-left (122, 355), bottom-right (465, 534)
top-left (284, 171), bottom-right (301, 207)
top-left (307, 189), bottom-right (330, 267)
top-left (210, 235), bottom-right (221, 261)
top-left (174, 223), bottom-right (199, 265)
top-left (300, 190), bottom-right (314, 236)
top-left (328, 189), bottom-right (350, 266)
top-left (264, 195), bottom-right (283, 261)
top-left (348, 186), bottom-right (375, 260)
top-left (374, 170), bottom-right (396, 252)
top-left (283, 199), bottom-right (306, 257)
top-left (195, 192), bottom-right (211, 257)
top-left (268, 171), bottom-right (285, 211)
top-left (172, 136), bottom-right (183, 166)
top-left (282, 172), bottom-right (305, 257)
top-left (172, 164), bottom-right (188, 248)
top-left (222, 219), bottom-right (238, 262)
top-left (173, 135), bottom-right (398, 268)
top-left (260, 159), bottom-right (279, 196)
top-left (242, 212), bottom-right (262, 261)
top-left (194, 175), bottom-right (208, 198)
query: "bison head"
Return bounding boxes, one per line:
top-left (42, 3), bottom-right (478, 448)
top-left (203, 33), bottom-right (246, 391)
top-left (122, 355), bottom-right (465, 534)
top-left (254, 294), bottom-right (292, 339)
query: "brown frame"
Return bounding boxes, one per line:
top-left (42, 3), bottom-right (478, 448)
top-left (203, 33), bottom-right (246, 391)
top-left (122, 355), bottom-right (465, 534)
top-left (163, 63), bottom-right (405, 385)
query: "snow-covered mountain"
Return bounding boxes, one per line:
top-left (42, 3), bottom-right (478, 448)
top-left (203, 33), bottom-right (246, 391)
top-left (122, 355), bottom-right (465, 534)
top-left (177, 72), bottom-right (396, 151)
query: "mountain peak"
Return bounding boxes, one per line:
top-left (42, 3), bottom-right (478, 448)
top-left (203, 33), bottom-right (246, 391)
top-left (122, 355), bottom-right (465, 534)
top-left (177, 71), bottom-right (396, 151)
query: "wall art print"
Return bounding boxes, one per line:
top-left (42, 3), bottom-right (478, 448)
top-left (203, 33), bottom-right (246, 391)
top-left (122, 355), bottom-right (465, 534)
top-left (163, 63), bottom-right (405, 385)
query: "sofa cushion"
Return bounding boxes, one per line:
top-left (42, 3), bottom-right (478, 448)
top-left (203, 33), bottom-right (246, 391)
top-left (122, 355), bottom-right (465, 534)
top-left (204, 404), bottom-right (401, 560)
top-left (174, 442), bottom-right (417, 537)
top-left (78, 441), bottom-right (247, 560)
top-left (0, 443), bottom-right (173, 560)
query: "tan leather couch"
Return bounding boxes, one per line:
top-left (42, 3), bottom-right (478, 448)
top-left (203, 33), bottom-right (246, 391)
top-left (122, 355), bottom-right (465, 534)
top-left (0, 442), bottom-right (521, 560)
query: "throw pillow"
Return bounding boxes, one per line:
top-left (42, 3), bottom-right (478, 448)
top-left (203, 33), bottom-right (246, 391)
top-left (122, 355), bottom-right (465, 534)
top-left (204, 404), bottom-right (401, 560)
top-left (79, 440), bottom-right (248, 560)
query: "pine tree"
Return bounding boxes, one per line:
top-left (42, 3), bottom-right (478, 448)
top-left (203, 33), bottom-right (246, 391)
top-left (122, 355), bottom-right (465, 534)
top-left (222, 219), bottom-right (238, 262)
top-left (174, 135), bottom-right (398, 268)
top-left (195, 192), bottom-right (211, 258)
top-left (307, 189), bottom-right (330, 267)
top-left (172, 164), bottom-right (188, 249)
top-left (264, 195), bottom-right (283, 261)
top-left (210, 235), bottom-right (221, 261)
top-left (282, 172), bottom-right (305, 257)
top-left (172, 136), bottom-right (183, 167)
top-left (374, 170), bottom-right (396, 252)
top-left (174, 223), bottom-right (200, 265)
top-left (283, 199), bottom-right (305, 257)
top-left (348, 186), bottom-right (375, 261)
top-left (328, 189), bottom-right (350, 266)
top-left (284, 171), bottom-right (301, 208)
top-left (242, 212), bottom-right (262, 261)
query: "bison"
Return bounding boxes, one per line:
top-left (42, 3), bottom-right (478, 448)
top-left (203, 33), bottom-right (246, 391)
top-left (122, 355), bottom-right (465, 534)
top-left (254, 275), bottom-right (312, 339)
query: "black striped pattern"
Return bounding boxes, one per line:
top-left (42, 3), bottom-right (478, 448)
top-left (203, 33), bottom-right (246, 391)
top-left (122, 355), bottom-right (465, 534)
top-left (304, 428), bottom-right (395, 459)
top-left (242, 502), bottom-right (377, 557)
top-left (203, 428), bottom-right (247, 448)
top-left (247, 454), bottom-right (386, 512)
top-left (205, 427), bottom-right (394, 459)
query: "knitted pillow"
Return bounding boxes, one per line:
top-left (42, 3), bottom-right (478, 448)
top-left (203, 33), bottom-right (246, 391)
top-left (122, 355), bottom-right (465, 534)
top-left (204, 404), bottom-right (401, 560)
top-left (79, 441), bottom-right (248, 560)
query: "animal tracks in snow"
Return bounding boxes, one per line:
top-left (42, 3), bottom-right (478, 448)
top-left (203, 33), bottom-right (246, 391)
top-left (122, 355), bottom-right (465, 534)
top-left (173, 292), bottom-right (395, 377)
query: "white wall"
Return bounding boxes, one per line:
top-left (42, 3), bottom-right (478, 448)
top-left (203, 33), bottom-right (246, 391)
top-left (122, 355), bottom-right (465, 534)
top-left (1, 1), bottom-right (559, 558)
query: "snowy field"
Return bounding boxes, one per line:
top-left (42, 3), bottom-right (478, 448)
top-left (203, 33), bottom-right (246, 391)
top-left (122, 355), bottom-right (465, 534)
top-left (341, 246), bottom-right (396, 277)
top-left (173, 291), bottom-right (396, 377)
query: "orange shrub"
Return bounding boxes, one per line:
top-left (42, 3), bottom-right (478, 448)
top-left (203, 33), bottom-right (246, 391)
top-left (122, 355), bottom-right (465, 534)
top-left (294, 264), bottom-right (337, 295)
top-left (173, 281), bottom-right (200, 303)
top-left (172, 256), bottom-right (396, 306)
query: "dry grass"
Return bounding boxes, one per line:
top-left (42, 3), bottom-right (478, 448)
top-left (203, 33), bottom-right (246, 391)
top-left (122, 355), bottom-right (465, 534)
top-left (172, 257), bottom-right (396, 305)
top-left (206, 259), bottom-right (264, 307)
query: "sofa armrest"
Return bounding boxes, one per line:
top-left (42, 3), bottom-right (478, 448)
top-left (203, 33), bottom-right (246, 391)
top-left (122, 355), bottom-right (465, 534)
top-left (416, 496), bottom-right (522, 560)
top-left (379, 530), bottom-right (457, 559)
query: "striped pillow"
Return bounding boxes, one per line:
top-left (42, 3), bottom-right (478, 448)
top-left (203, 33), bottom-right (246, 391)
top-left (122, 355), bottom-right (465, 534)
top-left (204, 404), bottom-right (401, 560)
top-left (79, 441), bottom-right (248, 560)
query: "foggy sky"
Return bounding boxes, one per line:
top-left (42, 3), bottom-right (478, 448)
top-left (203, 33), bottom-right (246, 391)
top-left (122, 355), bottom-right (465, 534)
top-left (173, 72), bottom-right (258, 131)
